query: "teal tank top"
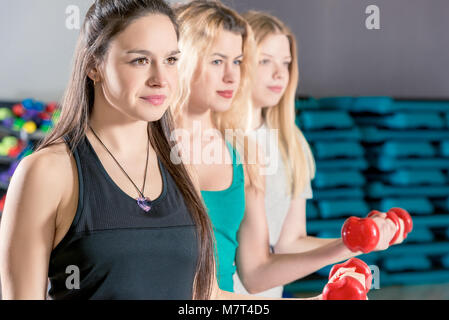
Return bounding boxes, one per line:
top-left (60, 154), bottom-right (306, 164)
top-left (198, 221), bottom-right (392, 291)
top-left (201, 141), bottom-right (245, 292)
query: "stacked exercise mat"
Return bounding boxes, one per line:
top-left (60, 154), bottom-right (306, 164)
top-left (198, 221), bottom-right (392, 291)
top-left (285, 97), bottom-right (449, 294)
top-left (0, 99), bottom-right (60, 214)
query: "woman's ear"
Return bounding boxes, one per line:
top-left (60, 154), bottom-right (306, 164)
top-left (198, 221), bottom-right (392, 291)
top-left (87, 67), bottom-right (101, 84)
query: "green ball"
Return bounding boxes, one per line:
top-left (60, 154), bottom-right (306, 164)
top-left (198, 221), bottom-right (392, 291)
top-left (13, 118), bottom-right (25, 131)
top-left (40, 125), bottom-right (52, 133)
top-left (51, 109), bottom-right (61, 124)
top-left (0, 144), bottom-right (9, 156)
top-left (2, 136), bottom-right (18, 148)
top-left (0, 108), bottom-right (12, 121)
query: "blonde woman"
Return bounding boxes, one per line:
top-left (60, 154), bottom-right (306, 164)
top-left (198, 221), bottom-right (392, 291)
top-left (232, 11), bottom-right (406, 297)
top-left (173, 0), bottom-right (398, 298)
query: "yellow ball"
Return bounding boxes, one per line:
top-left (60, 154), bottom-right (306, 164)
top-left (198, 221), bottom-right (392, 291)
top-left (23, 121), bottom-right (37, 134)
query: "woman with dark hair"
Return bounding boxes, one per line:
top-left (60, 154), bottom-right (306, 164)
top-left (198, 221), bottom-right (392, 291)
top-left (0, 0), bottom-right (216, 300)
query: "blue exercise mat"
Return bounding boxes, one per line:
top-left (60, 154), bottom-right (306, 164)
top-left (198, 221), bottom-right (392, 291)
top-left (316, 229), bottom-right (341, 238)
top-left (297, 111), bottom-right (354, 130)
top-left (316, 158), bottom-right (368, 170)
top-left (393, 100), bottom-right (449, 113)
top-left (354, 112), bottom-right (445, 129)
top-left (295, 98), bottom-right (320, 110)
top-left (381, 141), bottom-right (436, 158)
top-left (313, 187), bottom-right (365, 200)
top-left (368, 182), bottom-right (449, 199)
top-left (303, 127), bottom-right (362, 141)
top-left (306, 201), bottom-right (319, 220)
top-left (361, 127), bottom-right (449, 142)
top-left (318, 199), bottom-right (369, 219)
top-left (387, 170), bottom-right (446, 185)
top-left (312, 141), bottom-right (364, 159)
top-left (382, 270), bottom-right (449, 286)
top-left (376, 157), bottom-right (449, 171)
top-left (383, 255), bottom-right (432, 272)
top-left (379, 198), bottom-right (434, 215)
top-left (403, 228), bottom-right (434, 243)
top-left (317, 96), bottom-right (355, 109)
top-left (313, 171), bottom-right (366, 188)
top-left (442, 254), bottom-right (449, 269)
top-left (441, 141), bottom-right (449, 157)
top-left (351, 96), bottom-right (394, 113)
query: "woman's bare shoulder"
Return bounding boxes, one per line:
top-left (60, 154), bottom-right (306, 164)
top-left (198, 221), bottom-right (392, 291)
top-left (9, 139), bottom-right (75, 206)
top-left (20, 140), bottom-right (73, 178)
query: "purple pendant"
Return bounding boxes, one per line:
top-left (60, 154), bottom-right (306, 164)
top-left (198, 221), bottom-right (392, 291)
top-left (137, 197), bottom-right (152, 212)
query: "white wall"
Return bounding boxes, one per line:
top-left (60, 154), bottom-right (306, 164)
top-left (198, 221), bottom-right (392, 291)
top-left (0, 0), bottom-right (93, 102)
top-left (1, 0), bottom-right (448, 102)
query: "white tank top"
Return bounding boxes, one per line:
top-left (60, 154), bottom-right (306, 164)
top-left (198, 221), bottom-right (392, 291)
top-left (233, 123), bottom-right (313, 298)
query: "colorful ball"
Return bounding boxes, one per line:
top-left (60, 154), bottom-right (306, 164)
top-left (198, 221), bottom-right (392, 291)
top-left (21, 99), bottom-right (34, 110)
top-left (12, 104), bottom-right (25, 117)
top-left (13, 118), bottom-right (26, 131)
top-left (23, 121), bottom-right (37, 134)
top-left (2, 136), bottom-right (18, 148)
top-left (0, 108), bottom-right (13, 120)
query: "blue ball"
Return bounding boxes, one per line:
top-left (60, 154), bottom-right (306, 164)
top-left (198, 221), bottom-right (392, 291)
top-left (22, 98), bottom-right (34, 110)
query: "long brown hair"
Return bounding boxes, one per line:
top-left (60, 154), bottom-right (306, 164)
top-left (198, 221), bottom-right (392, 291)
top-left (243, 11), bottom-right (316, 197)
top-left (36, 0), bottom-right (215, 300)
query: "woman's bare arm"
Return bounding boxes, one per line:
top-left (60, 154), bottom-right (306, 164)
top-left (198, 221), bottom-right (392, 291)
top-left (275, 198), bottom-right (339, 254)
top-left (0, 147), bottom-right (68, 299)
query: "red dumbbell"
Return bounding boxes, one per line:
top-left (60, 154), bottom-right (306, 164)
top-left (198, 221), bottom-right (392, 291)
top-left (341, 216), bottom-right (379, 253)
top-left (367, 210), bottom-right (401, 245)
top-left (322, 276), bottom-right (366, 300)
top-left (328, 258), bottom-right (372, 293)
top-left (323, 258), bottom-right (371, 300)
top-left (388, 207), bottom-right (413, 239)
top-left (342, 208), bottom-right (404, 253)
top-left (368, 208), bottom-right (413, 241)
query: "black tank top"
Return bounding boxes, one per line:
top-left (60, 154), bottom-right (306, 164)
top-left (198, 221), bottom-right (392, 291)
top-left (47, 135), bottom-right (199, 299)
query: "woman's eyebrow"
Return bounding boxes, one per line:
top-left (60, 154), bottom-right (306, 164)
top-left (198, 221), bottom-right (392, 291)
top-left (125, 49), bottom-right (181, 56)
top-left (261, 52), bottom-right (291, 59)
top-left (211, 53), bottom-right (228, 59)
top-left (167, 50), bottom-right (181, 56)
top-left (211, 53), bottom-right (243, 59)
top-left (126, 49), bottom-right (152, 56)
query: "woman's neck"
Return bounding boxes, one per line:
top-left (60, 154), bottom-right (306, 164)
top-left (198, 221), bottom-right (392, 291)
top-left (180, 103), bottom-right (216, 138)
top-left (88, 95), bottom-right (150, 157)
top-left (251, 104), bottom-right (265, 131)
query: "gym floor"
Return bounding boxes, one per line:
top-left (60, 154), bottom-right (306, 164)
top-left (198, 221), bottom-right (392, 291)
top-left (294, 283), bottom-right (449, 300)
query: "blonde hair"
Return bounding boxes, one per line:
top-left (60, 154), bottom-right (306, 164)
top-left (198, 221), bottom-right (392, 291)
top-left (174, 0), bottom-right (263, 191)
top-left (243, 10), bottom-right (316, 197)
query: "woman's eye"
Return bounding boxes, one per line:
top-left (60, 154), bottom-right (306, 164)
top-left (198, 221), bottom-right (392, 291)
top-left (212, 59), bottom-right (223, 65)
top-left (260, 59), bottom-right (270, 65)
top-left (234, 60), bottom-right (242, 66)
top-left (131, 57), bottom-right (149, 66)
top-left (166, 56), bottom-right (179, 65)
top-left (284, 61), bottom-right (292, 67)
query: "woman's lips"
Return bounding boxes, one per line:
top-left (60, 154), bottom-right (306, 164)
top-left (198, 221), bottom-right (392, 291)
top-left (217, 90), bottom-right (234, 99)
top-left (268, 86), bottom-right (283, 93)
top-left (141, 95), bottom-right (166, 106)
